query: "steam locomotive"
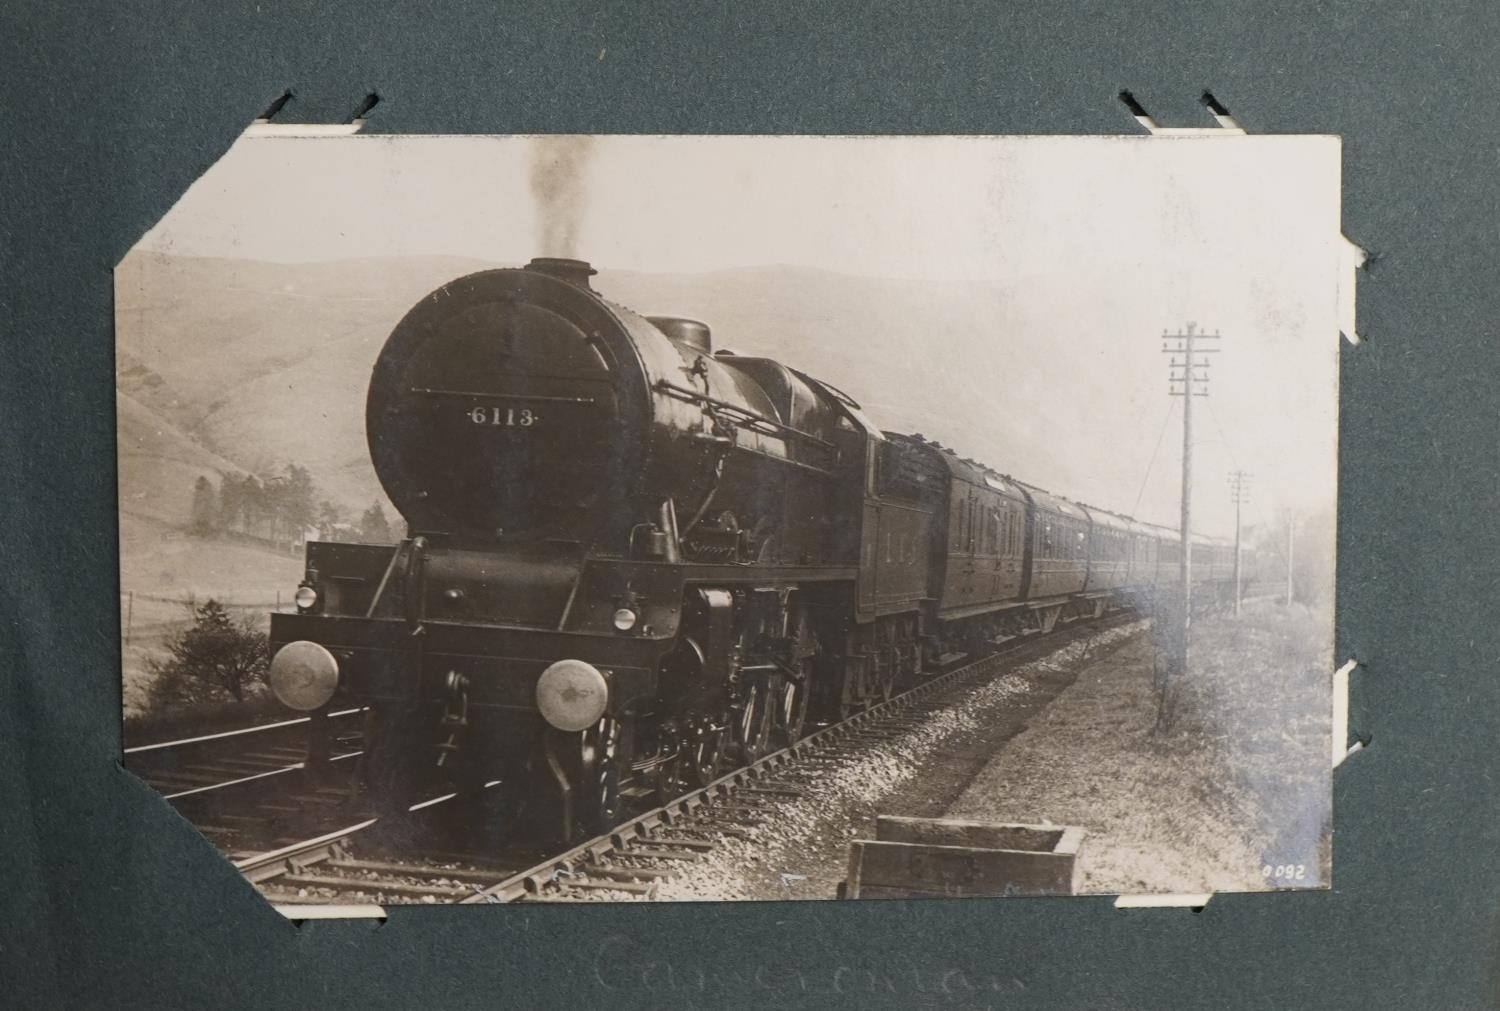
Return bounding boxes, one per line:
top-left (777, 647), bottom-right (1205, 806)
top-left (266, 257), bottom-right (1250, 842)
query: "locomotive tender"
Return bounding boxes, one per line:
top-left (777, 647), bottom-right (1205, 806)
top-left (267, 257), bottom-right (1248, 841)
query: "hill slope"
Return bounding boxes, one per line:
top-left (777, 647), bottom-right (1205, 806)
top-left (116, 252), bottom-right (1129, 530)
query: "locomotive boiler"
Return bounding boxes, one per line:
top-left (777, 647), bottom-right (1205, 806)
top-left (266, 256), bottom-right (1246, 843)
top-left (267, 257), bottom-right (897, 840)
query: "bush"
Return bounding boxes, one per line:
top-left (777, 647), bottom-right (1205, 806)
top-left (147, 599), bottom-right (270, 709)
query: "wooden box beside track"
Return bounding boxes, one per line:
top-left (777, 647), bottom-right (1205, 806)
top-left (842, 815), bottom-right (1084, 899)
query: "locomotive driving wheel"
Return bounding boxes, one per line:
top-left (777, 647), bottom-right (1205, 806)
top-left (769, 661), bottom-right (811, 749)
top-left (687, 717), bottom-right (727, 788)
top-left (581, 717), bottom-right (622, 834)
top-left (646, 724), bottom-right (684, 805)
top-left (735, 680), bottom-right (774, 764)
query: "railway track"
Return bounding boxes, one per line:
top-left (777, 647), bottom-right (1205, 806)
top-left (124, 707), bottom-right (366, 855)
top-left (236, 788), bottom-right (546, 906)
top-left (245, 611), bottom-right (1139, 908)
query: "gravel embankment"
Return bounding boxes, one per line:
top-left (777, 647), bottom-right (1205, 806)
top-left (653, 622), bottom-right (1148, 902)
top-left (946, 600), bottom-right (1331, 895)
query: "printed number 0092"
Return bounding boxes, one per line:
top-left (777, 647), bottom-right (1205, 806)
top-left (1262, 864), bottom-right (1307, 880)
top-left (469, 406), bottom-right (537, 427)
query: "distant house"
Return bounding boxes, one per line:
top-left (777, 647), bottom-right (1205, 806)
top-left (310, 521), bottom-right (361, 544)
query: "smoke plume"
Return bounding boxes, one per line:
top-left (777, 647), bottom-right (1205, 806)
top-left (528, 136), bottom-right (596, 258)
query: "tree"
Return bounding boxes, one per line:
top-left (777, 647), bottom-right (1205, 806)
top-left (265, 463), bottom-right (316, 544)
top-left (281, 464), bottom-right (316, 531)
top-left (359, 501), bottom-right (393, 543)
top-left (218, 473), bottom-right (244, 532)
top-left (238, 474), bottom-right (267, 536)
top-left (316, 499), bottom-right (343, 535)
top-left (147, 599), bottom-right (269, 708)
top-left (189, 475), bottom-right (217, 535)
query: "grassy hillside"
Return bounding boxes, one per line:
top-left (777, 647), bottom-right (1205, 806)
top-left (118, 513), bottom-right (308, 714)
top-left (116, 389), bottom-right (247, 527)
top-left (116, 251), bottom-right (485, 513)
top-left (116, 252), bottom-right (1122, 517)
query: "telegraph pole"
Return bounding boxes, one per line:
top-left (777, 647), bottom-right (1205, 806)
top-left (1162, 322), bottom-right (1219, 676)
top-left (1228, 470), bottom-right (1252, 615)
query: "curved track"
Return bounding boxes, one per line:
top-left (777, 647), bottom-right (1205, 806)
top-left (124, 708), bottom-right (366, 856)
top-left (247, 612), bottom-right (1137, 907)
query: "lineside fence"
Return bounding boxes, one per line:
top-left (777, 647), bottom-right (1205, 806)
top-left (121, 589), bottom-right (291, 648)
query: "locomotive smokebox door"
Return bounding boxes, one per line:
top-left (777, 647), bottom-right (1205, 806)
top-left (365, 261), bottom-right (646, 547)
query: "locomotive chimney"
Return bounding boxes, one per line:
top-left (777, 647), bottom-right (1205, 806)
top-left (648, 315), bottom-right (712, 354)
top-left (526, 256), bottom-right (597, 290)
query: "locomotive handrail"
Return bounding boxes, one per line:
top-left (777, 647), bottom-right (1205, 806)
top-left (364, 539), bottom-right (410, 619)
top-left (408, 387), bottom-right (599, 404)
top-left (789, 368), bottom-right (863, 410)
top-left (654, 380), bottom-right (835, 451)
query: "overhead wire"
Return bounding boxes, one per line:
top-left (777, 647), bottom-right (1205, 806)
top-left (1205, 396), bottom-right (1241, 471)
top-left (1130, 397), bottom-right (1178, 518)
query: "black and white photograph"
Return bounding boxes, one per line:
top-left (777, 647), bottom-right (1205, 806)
top-left (116, 130), bottom-right (1342, 909)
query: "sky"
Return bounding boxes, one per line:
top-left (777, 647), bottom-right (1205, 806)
top-left (135, 131), bottom-right (1345, 536)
